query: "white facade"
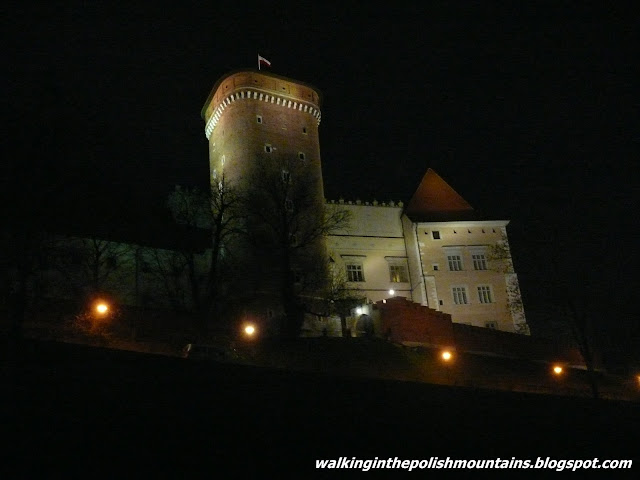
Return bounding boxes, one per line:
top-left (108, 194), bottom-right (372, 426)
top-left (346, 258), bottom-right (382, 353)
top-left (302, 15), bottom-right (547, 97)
top-left (326, 197), bottom-right (529, 335)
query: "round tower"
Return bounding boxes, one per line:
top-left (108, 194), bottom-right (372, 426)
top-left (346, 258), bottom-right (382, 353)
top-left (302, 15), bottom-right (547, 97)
top-left (201, 70), bottom-right (328, 335)
top-left (201, 70), bottom-right (324, 202)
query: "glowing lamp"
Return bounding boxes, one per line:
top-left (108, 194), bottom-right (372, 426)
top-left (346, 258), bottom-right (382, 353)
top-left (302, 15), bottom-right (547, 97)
top-left (441, 350), bottom-right (452, 361)
top-left (553, 365), bottom-right (563, 375)
top-left (95, 302), bottom-right (109, 315)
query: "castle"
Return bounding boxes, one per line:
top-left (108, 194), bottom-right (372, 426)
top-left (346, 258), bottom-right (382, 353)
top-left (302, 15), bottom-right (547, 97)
top-left (201, 69), bottom-right (529, 337)
top-left (12, 68), bottom-right (530, 344)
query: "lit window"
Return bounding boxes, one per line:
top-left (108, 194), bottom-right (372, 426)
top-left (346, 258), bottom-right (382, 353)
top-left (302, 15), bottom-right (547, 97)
top-left (346, 263), bottom-right (365, 282)
top-left (221, 155), bottom-right (225, 166)
top-left (432, 231), bottom-right (441, 240)
top-left (452, 286), bottom-right (468, 305)
top-left (472, 254), bottom-right (488, 270)
top-left (389, 265), bottom-right (408, 283)
top-left (264, 144), bottom-right (272, 153)
top-left (447, 255), bottom-right (463, 271)
top-left (477, 285), bottom-right (493, 304)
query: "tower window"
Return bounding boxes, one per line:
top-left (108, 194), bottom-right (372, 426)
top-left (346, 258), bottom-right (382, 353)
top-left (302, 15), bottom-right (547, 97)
top-left (281, 170), bottom-right (290, 183)
top-left (302, 126), bottom-right (307, 134)
top-left (432, 231), bottom-right (441, 240)
top-left (298, 152), bottom-right (306, 161)
top-left (256, 115), bottom-right (263, 124)
top-left (264, 144), bottom-right (272, 153)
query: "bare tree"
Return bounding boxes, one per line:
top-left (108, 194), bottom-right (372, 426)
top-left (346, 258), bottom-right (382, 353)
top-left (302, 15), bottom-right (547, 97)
top-left (165, 178), bottom-right (244, 337)
top-left (323, 258), bottom-right (366, 337)
top-left (491, 226), bottom-right (601, 398)
top-left (488, 230), bottom-right (529, 334)
top-left (242, 157), bottom-right (351, 338)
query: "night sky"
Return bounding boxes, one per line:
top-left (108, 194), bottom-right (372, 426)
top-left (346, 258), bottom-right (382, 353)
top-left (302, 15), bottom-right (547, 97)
top-left (5, 2), bottom-right (638, 357)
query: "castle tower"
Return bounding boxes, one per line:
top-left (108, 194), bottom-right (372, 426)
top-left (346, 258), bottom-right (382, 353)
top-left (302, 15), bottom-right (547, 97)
top-left (202, 70), bottom-right (324, 200)
top-left (201, 70), bottom-right (327, 334)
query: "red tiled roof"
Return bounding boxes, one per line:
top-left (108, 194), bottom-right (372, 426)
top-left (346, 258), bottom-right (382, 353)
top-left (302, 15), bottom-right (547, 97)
top-left (405, 168), bottom-right (478, 221)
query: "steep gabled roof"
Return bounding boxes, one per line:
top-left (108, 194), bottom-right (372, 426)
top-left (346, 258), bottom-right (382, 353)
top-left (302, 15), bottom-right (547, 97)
top-left (404, 168), bottom-right (479, 222)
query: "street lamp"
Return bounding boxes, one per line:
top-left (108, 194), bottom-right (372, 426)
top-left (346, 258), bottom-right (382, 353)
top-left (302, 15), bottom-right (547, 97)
top-left (441, 350), bottom-right (453, 362)
top-left (95, 301), bottom-right (109, 316)
top-left (243, 323), bottom-right (256, 337)
top-left (552, 365), bottom-right (563, 375)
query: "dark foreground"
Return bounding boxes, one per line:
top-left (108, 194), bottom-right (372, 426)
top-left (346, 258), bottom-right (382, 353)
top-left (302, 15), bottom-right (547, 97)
top-left (2, 339), bottom-right (639, 476)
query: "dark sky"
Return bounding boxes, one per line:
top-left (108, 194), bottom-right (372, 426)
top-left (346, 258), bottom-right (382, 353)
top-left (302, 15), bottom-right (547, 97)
top-left (5, 1), bottom-right (639, 355)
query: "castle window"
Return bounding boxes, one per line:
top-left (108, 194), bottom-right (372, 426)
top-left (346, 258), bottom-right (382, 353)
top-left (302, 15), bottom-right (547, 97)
top-left (477, 285), bottom-right (493, 304)
top-left (389, 265), bottom-right (408, 283)
top-left (281, 170), bottom-right (290, 183)
top-left (452, 286), bottom-right (468, 305)
top-left (221, 155), bottom-right (225, 166)
top-left (447, 255), bottom-right (463, 271)
top-left (298, 152), bottom-right (306, 161)
top-left (264, 144), bottom-right (272, 153)
top-left (472, 254), bottom-right (488, 271)
top-left (302, 126), bottom-right (307, 134)
top-left (485, 321), bottom-right (497, 329)
top-left (432, 231), bottom-right (441, 240)
top-left (256, 115), bottom-right (263, 124)
top-left (346, 263), bottom-right (365, 282)
top-left (432, 264), bottom-right (439, 271)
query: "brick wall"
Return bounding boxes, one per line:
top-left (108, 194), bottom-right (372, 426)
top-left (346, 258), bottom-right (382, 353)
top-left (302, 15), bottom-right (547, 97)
top-left (373, 297), bottom-right (588, 367)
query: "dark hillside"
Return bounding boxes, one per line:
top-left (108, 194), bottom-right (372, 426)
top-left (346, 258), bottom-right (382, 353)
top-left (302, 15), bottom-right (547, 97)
top-left (2, 339), bottom-right (638, 476)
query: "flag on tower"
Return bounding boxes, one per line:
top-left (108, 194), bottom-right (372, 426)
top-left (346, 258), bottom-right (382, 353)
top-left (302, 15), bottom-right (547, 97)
top-left (258, 54), bottom-right (271, 70)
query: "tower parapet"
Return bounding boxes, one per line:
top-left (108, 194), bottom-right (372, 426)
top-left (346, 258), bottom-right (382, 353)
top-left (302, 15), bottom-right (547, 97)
top-left (202, 70), bottom-right (322, 139)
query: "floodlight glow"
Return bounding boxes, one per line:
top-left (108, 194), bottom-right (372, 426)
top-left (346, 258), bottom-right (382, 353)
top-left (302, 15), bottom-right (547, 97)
top-left (553, 365), bottom-right (563, 375)
top-left (95, 303), bottom-right (108, 315)
top-left (441, 350), bottom-right (452, 361)
top-left (244, 324), bottom-right (255, 336)
top-left (389, 289), bottom-right (395, 295)
top-left (356, 307), bottom-right (363, 315)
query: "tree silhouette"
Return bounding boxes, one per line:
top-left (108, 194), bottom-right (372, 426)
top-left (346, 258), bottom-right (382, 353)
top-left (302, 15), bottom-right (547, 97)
top-left (242, 157), bottom-right (350, 338)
